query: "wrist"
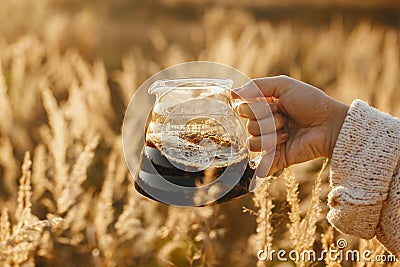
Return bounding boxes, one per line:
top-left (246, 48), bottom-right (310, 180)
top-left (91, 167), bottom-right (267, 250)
top-left (327, 101), bottom-right (349, 158)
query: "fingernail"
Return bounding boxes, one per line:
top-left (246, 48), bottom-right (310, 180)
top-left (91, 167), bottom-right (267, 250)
top-left (280, 131), bottom-right (288, 141)
top-left (269, 103), bottom-right (277, 112)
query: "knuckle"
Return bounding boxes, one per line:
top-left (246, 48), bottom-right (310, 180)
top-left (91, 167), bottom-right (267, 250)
top-left (253, 77), bottom-right (265, 83)
top-left (277, 75), bottom-right (293, 85)
top-left (278, 74), bottom-right (289, 80)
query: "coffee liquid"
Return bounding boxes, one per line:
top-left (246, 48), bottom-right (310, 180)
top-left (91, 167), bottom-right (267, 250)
top-left (135, 140), bottom-right (255, 206)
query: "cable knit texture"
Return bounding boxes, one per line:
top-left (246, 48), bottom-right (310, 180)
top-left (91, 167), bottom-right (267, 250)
top-left (327, 99), bottom-right (400, 256)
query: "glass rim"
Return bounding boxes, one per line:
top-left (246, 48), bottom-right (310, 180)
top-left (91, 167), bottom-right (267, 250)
top-left (148, 77), bottom-right (234, 94)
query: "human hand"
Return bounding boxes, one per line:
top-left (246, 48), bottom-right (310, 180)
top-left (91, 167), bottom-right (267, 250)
top-left (233, 75), bottom-right (349, 176)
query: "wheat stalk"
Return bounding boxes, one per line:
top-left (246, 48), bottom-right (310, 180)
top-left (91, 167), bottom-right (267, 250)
top-left (252, 176), bottom-right (274, 267)
top-left (285, 160), bottom-right (328, 266)
top-left (0, 152), bottom-right (62, 266)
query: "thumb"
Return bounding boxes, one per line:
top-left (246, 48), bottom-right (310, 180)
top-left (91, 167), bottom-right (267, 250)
top-left (232, 75), bottom-right (292, 100)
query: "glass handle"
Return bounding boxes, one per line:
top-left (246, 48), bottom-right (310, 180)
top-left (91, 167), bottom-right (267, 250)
top-left (249, 150), bottom-right (266, 169)
top-left (248, 150), bottom-right (267, 192)
top-left (231, 98), bottom-right (269, 170)
top-left (231, 99), bottom-right (246, 109)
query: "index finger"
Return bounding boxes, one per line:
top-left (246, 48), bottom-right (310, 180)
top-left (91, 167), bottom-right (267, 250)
top-left (231, 75), bottom-right (292, 100)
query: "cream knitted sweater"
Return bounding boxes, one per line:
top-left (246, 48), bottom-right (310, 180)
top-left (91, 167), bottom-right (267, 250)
top-left (327, 100), bottom-right (400, 256)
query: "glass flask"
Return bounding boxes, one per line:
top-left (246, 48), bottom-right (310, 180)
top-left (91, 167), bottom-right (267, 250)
top-left (135, 78), bottom-right (264, 206)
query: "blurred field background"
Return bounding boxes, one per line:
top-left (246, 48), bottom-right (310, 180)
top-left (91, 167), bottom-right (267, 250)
top-left (0, 0), bottom-right (399, 266)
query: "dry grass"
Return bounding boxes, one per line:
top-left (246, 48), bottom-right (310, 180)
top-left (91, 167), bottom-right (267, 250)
top-left (0, 1), bottom-right (399, 266)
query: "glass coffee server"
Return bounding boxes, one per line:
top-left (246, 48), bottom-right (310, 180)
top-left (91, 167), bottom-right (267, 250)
top-left (135, 78), bottom-right (267, 206)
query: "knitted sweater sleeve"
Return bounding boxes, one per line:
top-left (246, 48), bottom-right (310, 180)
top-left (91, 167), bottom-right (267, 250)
top-left (327, 99), bottom-right (400, 256)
